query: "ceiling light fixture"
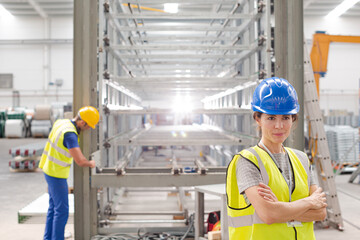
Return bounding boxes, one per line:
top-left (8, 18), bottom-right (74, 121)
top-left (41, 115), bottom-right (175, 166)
top-left (164, 3), bottom-right (178, 13)
top-left (325, 0), bottom-right (360, 18)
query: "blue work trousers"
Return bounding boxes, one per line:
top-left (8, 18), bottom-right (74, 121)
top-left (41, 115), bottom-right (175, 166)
top-left (44, 173), bottom-right (69, 240)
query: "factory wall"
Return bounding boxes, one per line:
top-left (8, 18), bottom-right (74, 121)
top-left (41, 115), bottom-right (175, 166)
top-left (0, 16), bottom-right (73, 109)
top-left (304, 16), bottom-right (360, 115)
top-left (1, 14), bottom-right (360, 116)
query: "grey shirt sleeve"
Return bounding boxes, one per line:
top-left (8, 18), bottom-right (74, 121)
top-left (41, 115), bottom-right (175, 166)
top-left (236, 155), bottom-right (263, 195)
top-left (309, 165), bottom-right (316, 186)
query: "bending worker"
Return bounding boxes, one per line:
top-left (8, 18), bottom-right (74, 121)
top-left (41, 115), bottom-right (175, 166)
top-left (39, 106), bottom-right (99, 240)
top-left (226, 77), bottom-right (327, 239)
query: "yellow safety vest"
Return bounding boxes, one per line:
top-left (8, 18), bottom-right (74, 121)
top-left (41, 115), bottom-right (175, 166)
top-left (226, 145), bottom-right (315, 240)
top-left (39, 119), bottom-right (78, 179)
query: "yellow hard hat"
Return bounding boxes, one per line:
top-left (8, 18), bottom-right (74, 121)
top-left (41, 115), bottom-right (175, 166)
top-left (78, 106), bottom-right (99, 129)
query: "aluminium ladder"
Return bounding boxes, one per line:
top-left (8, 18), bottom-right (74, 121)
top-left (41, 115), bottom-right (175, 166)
top-left (349, 164), bottom-right (360, 183)
top-left (303, 41), bottom-right (344, 230)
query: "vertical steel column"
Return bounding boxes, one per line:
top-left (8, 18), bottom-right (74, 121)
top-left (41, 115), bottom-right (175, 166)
top-left (265, 0), bottom-right (272, 77)
top-left (288, 0), bottom-right (304, 151)
top-left (274, 0), bottom-right (288, 80)
top-left (275, 0), bottom-right (304, 150)
top-left (73, 0), bottom-right (98, 238)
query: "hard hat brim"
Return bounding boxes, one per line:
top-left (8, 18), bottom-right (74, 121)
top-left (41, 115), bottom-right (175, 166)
top-left (252, 105), bottom-right (300, 115)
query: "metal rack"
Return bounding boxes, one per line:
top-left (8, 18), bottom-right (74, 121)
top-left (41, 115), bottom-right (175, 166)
top-left (75, 0), bottom-right (272, 238)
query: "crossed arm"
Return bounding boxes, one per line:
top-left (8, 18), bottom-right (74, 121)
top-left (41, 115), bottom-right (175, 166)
top-left (244, 183), bottom-right (327, 225)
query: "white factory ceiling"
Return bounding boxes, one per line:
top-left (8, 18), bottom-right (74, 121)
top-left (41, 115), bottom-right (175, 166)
top-left (1, 0), bottom-right (360, 18)
top-left (0, 0), bottom-right (73, 17)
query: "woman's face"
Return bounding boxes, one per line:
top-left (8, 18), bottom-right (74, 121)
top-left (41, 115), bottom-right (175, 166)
top-left (256, 114), bottom-right (293, 145)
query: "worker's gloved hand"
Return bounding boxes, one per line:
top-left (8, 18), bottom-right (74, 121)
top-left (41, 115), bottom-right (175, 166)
top-left (89, 160), bottom-right (96, 168)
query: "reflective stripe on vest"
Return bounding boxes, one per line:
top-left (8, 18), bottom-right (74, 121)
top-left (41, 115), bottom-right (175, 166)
top-left (227, 147), bottom-right (268, 227)
top-left (39, 119), bottom-right (78, 179)
top-left (226, 146), bottom-right (314, 240)
top-left (47, 140), bottom-right (72, 158)
top-left (42, 150), bottom-right (71, 167)
top-left (292, 149), bottom-right (311, 191)
top-left (228, 212), bottom-right (264, 228)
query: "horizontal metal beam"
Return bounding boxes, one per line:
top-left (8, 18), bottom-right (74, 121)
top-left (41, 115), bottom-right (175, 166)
top-left (116, 54), bottom-right (245, 59)
top-left (104, 80), bottom-right (142, 102)
top-left (124, 60), bottom-right (233, 65)
top-left (115, 26), bottom-right (251, 31)
top-left (129, 36), bottom-right (234, 42)
top-left (108, 108), bottom-right (251, 115)
top-left (0, 39), bottom-right (73, 45)
top-left (111, 210), bottom-right (184, 216)
top-left (112, 76), bottom-right (249, 82)
top-left (113, 138), bottom-right (247, 146)
top-left (122, 83), bottom-right (238, 89)
top-left (114, 82), bottom-right (239, 90)
top-left (127, 88), bottom-right (230, 93)
top-left (112, 13), bottom-right (253, 20)
top-left (128, 66), bottom-right (225, 71)
top-left (100, 219), bottom-right (187, 224)
top-left (98, 227), bottom-right (189, 235)
top-left (118, 0), bottom-right (238, 3)
top-left (110, 44), bottom-right (251, 51)
top-left (91, 173), bottom-right (225, 187)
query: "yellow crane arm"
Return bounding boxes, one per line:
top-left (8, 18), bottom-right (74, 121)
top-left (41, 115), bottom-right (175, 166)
top-left (310, 31), bottom-right (360, 96)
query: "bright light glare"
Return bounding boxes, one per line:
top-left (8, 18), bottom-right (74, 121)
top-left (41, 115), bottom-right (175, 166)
top-left (0, 4), bottom-right (13, 19)
top-left (217, 71), bottom-right (227, 78)
top-left (180, 131), bottom-right (187, 138)
top-left (172, 95), bottom-right (193, 113)
top-left (326, 0), bottom-right (360, 18)
top-left (164, 3), bottom-right (178, 13)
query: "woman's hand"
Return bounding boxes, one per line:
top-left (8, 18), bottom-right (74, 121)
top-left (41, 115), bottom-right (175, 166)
top-left (308, 187), bottom-right (327, 209)
top-left (257, 182), bottom-right (278, 202)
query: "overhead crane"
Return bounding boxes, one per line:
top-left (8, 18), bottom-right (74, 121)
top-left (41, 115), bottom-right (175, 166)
top-left (310, 31), bottom-right (360, 95)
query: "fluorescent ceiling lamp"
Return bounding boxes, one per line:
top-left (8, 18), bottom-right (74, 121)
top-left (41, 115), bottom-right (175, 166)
top-left (326, 0), bottom-right (360, 18)
top-left (164, 3), bottom-right (178, 13)
top-left (0, 4), bottom-right (13, 19)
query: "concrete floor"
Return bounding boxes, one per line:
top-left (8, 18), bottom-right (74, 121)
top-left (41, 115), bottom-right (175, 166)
top-left (0, 138), bottom-right (360, 239)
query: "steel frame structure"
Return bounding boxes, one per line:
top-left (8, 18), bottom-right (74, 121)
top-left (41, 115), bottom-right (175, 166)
top-left (74, 0), bottom-right (274, 238)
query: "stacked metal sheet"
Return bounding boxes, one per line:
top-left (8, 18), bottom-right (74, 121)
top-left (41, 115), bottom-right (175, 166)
top-left (324, 115), bottom-right (359, 128)
top-left (9, 141), bottom-right (46, 158)
top-left (325, 125), bottom-right (359, 163)
top-left (9, 141), bottom-right (46, 170)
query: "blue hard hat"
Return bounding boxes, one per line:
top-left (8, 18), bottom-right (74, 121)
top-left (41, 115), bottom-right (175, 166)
top-left (251, 77), bottom-right (300, 115)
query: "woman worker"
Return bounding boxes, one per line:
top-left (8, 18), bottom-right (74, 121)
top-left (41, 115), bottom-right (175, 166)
top-left (226, 77), bottom-right (327, 239)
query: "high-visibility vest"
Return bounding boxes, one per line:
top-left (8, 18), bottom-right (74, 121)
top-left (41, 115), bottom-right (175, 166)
top-left (226, 145), bottom-right (315, 240)
top-left (39, 119), bottom-right (78, 179)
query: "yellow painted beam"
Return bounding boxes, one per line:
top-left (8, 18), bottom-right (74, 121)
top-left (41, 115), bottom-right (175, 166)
top-left (122, 3), bottom-right (165, 13)
top-left (310, 32), bottom-right (360, 96)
